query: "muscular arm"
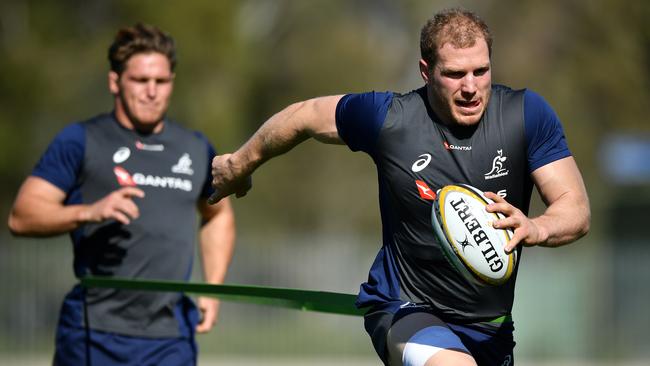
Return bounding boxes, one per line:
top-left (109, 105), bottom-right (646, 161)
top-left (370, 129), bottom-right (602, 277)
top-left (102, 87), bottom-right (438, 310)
top-left (209, 95), bottom-right (344, 203)
top-left (528, 156), bottom-right (591, 247)
top-left (8, 176), bottom-right (144, 236)
top-left (241, 95), bottom-right (345, 167)
top-left (487, 156), bottom-right (590, 251)
top-left (197, 198), bottom-right (235, 286)
top-left (194, 197), bottom-right (236, 333)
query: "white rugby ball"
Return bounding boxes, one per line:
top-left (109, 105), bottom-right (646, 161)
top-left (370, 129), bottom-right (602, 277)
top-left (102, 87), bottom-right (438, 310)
top-left (432, 184), bottom-right (517, 286)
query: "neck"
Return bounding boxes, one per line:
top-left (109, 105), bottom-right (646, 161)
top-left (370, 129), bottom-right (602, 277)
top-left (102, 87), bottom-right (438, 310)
top-left (425, 84), bottom-right (454, 127)
top-left (114, 105), bottom-right (164, 134)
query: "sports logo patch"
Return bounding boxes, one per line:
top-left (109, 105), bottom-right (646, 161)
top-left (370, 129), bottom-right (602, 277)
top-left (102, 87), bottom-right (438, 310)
top-left (171, 153), bottom-right (194, 175)
top-left (411, 154), bottom-right (432, 172)
top-left (444, 141), bottom-right (472, 151)
top-left (135, 140), bottom-right (164, 151)
top-left (114, 166), bottom-right (136, 187)
top-left (484, 149), bottom-right (509, 180)
top-left (112, 147), bottom-right (130, 164)
top-left (415, 180), bottom-right (436, 201)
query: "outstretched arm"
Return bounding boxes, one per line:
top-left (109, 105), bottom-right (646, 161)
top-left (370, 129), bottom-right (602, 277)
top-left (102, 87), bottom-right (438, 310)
top-left (209, 95), bottom-right (344, 203)
top-left (194, 197), bottom-right (236, 333)
top-left (486, 156), bottom-right (591, 252)
top-left (8, 176), bottom-right (145, 236)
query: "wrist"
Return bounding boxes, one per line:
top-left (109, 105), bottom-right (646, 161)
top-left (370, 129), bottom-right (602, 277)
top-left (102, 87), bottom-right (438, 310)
top-left (231, 149), bottom-right (260, 177)
top-left (531, 217), bottom-right (550, 245)
top-left (75, 205), bottom-right (94, 225)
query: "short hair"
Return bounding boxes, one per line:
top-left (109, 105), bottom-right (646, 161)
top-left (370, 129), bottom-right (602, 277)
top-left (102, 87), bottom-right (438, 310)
top-left (108, 23), bottom-right (176, 75)
top-left (420, 8), bottom-right (492, 69)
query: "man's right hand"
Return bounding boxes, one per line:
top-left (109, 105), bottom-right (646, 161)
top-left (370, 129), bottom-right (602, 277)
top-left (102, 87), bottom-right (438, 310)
top-left (208, 153), bottom-right (253, 205)
top-left (81, 187), bottom-right (145, 225)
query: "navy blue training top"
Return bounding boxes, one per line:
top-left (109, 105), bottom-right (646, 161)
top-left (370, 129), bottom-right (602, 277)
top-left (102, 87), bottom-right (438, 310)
top-left (335, 86), bottom-right (570, 322)
top-left (32, 113), bottom-right (216, 338)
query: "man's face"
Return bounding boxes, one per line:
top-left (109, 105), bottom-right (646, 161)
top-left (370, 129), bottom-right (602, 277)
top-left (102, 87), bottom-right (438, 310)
top-left (421, 39), bottom-right (491, 127)
top-left (109, 52), bottom-right (174, 132)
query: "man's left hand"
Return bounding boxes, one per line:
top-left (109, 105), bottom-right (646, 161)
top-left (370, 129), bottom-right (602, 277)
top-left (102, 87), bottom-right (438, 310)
top-left (195, 296), bottom-right (220, 333)
top-left (484, 191), bottom-right (546, 253)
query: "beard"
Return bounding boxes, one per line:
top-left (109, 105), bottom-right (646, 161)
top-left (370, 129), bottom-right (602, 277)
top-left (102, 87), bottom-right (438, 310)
top-left (118, 93), bottom-right (167, 133)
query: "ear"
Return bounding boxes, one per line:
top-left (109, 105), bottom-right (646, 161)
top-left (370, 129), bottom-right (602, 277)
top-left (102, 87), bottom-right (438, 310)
top-left (108, 71), bottom-right (120, 95)
top-left (419, 59), bottom-right (431, 84)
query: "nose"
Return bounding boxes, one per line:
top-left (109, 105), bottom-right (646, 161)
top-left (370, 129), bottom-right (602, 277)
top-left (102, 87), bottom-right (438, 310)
top-left (146, 80), bottom-right (157, 98)
top-left (460, 74), bottom-right (477, 96)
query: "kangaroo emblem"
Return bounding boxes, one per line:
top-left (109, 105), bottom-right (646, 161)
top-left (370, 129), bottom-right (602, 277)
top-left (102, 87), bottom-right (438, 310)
top-left (484, 150), bottom-right (509, 179)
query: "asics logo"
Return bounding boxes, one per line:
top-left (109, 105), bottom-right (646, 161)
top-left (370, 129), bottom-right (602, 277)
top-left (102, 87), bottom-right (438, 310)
top-left (113, 147), bottom-right (131, 164)
top-left (411, 154), bottom-right (432, 172)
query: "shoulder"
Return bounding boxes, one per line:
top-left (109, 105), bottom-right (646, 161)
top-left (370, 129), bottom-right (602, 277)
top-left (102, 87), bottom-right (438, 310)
top-left (523, 89), bottom-right (555, 116)
top-left (522, 89), bottom-right (562, 134)
top-left (520, 89), bottom-right (571, 171)
top-left (46, 114), bottom-right (113, 153)
top-left (335, 90), bottom-right (396, 153)
top-left (490, 84), bottom-right (526, 106)
top-left (165, 119), bottom-right (216, 153)
top-left (56, 122), bottom-right (85, 141)
top-left (337, 91), bottom-right (394, 115)
top-left (165, 120), bottom-right (209, 141)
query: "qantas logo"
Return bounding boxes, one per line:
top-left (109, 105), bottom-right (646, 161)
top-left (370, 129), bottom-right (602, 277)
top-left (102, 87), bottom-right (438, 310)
top-left (415, 180), bottom-right (436, 201)
top-left (114, 166), bottom-right (136, 186)
top-left (135, 140), bottom-right (164, 151)
top-left (444, 141), bottom-right (472, 151)
top-left (411, 154), bottom-right (432, 172)
top-left (113, 166), bottom-right (192, 191)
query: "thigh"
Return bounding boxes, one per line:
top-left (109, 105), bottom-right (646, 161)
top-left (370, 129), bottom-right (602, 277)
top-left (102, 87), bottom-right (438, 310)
top-left (448, 322), bottom-right (515, 366)
top-left (387, 312), bottom-right (476, 366)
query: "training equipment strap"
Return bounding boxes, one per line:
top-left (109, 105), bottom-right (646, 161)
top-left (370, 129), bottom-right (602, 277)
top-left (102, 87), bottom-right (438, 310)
top-left (79, 276), bottom-right (364, 316)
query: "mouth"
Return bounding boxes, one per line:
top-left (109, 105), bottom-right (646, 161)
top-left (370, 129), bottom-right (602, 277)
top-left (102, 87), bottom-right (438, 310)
top-left (454, 99), bottom-right (481, 114)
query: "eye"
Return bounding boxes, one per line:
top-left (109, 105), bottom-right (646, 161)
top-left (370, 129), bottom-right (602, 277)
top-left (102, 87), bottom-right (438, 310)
top-left (443, 71), bottom-right (465, 79)
top-left (130, 77), bottom-right (149, 84)
top-left (474, 67), bottom-right (489, 76)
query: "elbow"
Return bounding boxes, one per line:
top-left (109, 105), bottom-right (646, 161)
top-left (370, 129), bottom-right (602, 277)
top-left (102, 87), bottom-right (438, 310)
top-left (582, 212), bottom-right (591, 237)
top-left (7, 208), bottom-right (41, 237)
top-left (576, 207), bottom-right (592, 240)
top-left (7, 213), bottom-right (27, 236)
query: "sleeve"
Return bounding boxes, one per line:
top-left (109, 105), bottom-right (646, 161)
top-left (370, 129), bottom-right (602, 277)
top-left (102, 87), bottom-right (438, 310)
top-left (193, 131), bottom-right (217, 198)
top-left (335, 91), bottom-right (393, 154)
top-left (524, 89), bottom-right (572, 173)
top-left (31, 123), bottom-right (85, 193)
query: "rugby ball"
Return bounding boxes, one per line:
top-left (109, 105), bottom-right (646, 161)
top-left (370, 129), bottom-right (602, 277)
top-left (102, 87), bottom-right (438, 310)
top-left (432, 184), bottom-right (517, 286)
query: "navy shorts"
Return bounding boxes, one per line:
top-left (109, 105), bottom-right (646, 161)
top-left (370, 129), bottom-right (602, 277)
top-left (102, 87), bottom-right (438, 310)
top-left (53, 286), bottom-right (199, 366)
top-left (53, 327), bottom-right (198, 366)
top-left (363, 302), bottom-right (516, 366)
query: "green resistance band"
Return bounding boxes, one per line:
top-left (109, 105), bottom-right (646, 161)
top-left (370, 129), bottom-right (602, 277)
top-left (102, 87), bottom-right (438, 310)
top-left (80, 276), bottom-right (364, 317)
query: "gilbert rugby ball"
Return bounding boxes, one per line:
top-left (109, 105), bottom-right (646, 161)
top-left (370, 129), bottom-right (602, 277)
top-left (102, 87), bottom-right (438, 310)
top-left (432, 184), bottom-right (517, 286)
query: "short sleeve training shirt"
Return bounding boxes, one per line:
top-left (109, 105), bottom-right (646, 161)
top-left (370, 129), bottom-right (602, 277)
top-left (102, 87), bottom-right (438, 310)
top-left (336, 85), bottom-right (570, 321)
top-left (33, 113), bottom-right (217, 337)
